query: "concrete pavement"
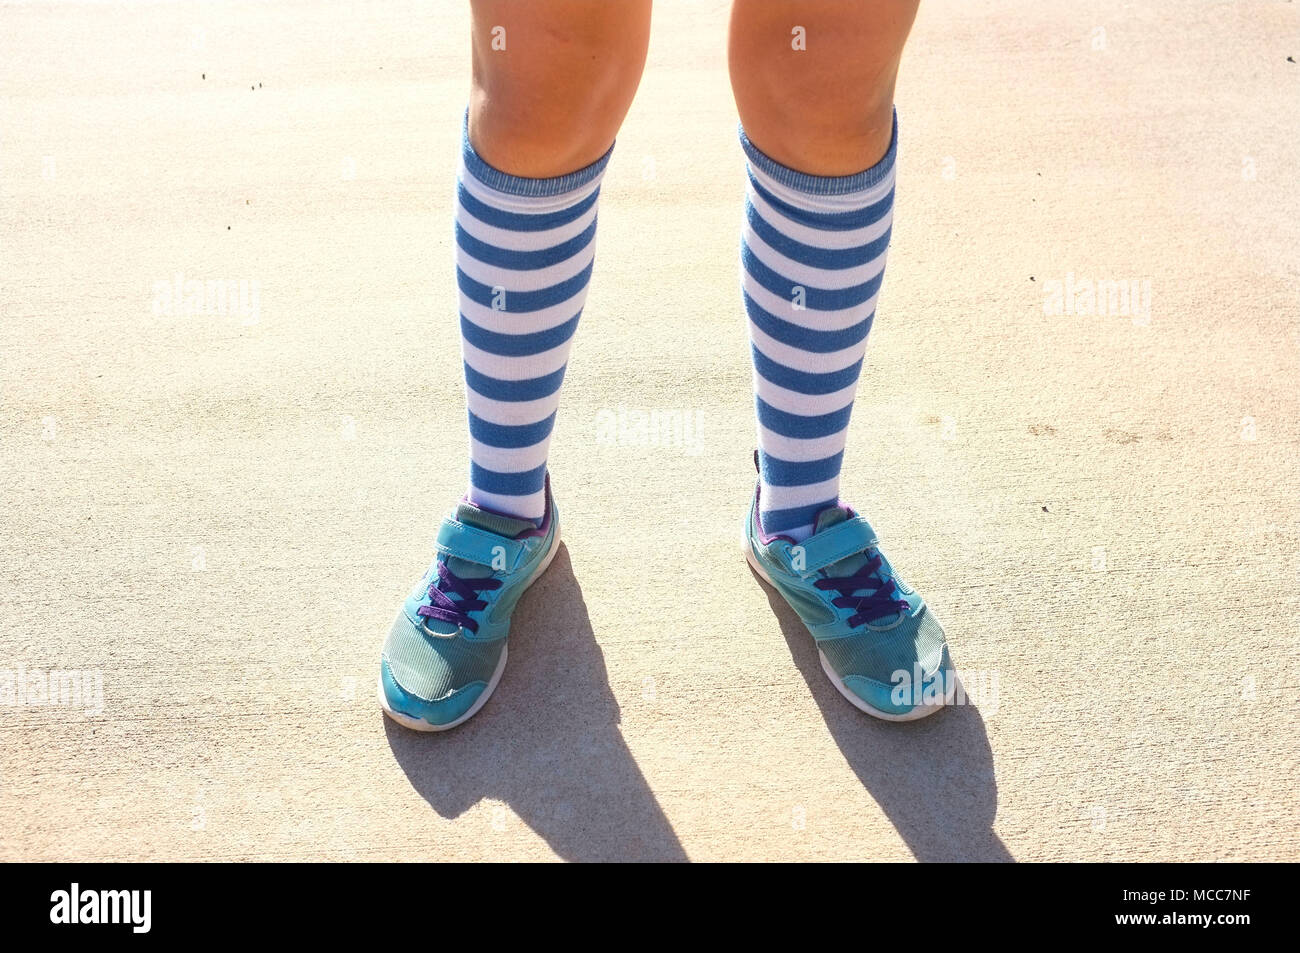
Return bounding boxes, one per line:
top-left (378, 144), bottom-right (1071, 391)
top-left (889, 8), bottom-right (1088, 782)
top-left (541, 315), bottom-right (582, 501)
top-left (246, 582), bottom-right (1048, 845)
top-left (1, 0), bottom-right (1298, 861)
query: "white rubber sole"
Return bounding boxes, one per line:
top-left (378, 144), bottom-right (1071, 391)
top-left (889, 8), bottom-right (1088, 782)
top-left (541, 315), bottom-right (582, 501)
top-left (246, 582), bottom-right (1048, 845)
top-left (379, 526), bottom-right (563, 732)
top-left (741, 522), bottom-right (955, 723)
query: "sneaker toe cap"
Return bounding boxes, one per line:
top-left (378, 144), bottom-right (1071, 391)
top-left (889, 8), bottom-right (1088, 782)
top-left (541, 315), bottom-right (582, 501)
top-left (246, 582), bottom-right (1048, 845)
top-left (379, 611), bottom-right (503, 728)
top-left (380, 656), bottom-right (487, 728)
top-left (838, 649), bottom-right (955, 718)
top-left (821, 609), bottom-right (954, 718)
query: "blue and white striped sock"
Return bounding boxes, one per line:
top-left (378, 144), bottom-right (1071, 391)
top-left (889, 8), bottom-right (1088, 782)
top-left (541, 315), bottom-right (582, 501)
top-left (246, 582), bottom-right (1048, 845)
top-left (456, 120), bottom-right (612, 521)
top-left (740, 113), bottom-right (898, 541)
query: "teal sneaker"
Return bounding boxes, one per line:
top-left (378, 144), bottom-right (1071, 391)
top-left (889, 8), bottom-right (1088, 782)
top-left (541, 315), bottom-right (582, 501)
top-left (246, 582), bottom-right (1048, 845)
top-left (378, 478), bottom-right (561, 731)
top-left (742, 480), bottom-right (956, 722)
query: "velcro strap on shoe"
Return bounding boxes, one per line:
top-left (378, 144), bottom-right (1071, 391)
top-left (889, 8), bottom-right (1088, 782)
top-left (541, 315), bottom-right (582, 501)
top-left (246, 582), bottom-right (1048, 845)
top-left (435, 519), bottom-right (525, 570)
top-left (785, 516), bottom-right (878, 577)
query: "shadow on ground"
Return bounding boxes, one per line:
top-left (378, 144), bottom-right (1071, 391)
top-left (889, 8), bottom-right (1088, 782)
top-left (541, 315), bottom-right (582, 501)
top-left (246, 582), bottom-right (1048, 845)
top-left (385, 545), bottom-right (688, 862)
top-left (753, 567), bottom-right (1015, 862)
top-left (385, 543), bottom-right (1009, 862)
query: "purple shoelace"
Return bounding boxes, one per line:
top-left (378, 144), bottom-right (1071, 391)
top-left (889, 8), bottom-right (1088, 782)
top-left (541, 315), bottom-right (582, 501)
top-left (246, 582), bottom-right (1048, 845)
top-left (416, 561), bottom-right (501, 634)
top-left (814, 553), bottom-right (910, 627)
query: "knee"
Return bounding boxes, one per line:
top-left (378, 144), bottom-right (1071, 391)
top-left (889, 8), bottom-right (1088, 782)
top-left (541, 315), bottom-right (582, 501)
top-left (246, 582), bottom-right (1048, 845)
top-left (728, 1), bottom-right (915, 174)
top-left (469, 4), bottom-right (651, 177)
top-left (734, 65), bottom-right (896, 174)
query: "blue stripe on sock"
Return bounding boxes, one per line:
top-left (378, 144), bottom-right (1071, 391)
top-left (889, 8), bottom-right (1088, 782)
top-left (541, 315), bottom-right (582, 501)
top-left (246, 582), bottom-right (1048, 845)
top-left (460, 313), bottom-right (580, 357)
top-left (760, 451), bottom-right (844, 487)
top-left (761, 499), bottom-right (837, 535)
top-left (454, 218), bottom-right (597, 272)
top-left (456, 181), bottom-right (600, 233)
top-left (756, 396), bottom-right (854, 440)
top-left (742, 245), bottom-right (884, 313)
top-left (741, 116), bottom-right (899, 542)
top-left (456, 259), bottom-right (594, 313)
top-left (469, 460), bottom-right (549, 497)
top-left (747, 172), bottom-right (894, 232)
top-left (750, 346), bottom-right (862, 396)
top-left (468, 411), bottom-right (556, 448)
top-left (743, 290), bottom-right (875, 354)
top-left (746, 203), bottom-right (891, 270)
top-left (463, 362), bottom-right (568, 402)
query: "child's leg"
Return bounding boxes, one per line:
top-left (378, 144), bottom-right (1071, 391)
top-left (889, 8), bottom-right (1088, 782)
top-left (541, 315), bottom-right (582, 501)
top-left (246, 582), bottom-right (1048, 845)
top-left (459, 0), bottom-right (651, 520)
top-left (380, 2), bottom-right (651, 732)
top-left (730, 0), bottom-right (918, 539)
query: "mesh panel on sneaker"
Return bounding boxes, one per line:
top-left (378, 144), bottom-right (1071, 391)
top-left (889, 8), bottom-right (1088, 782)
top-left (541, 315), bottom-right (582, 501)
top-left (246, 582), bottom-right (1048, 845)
top-left (818, 608), bottom-right (947, 683)
top-left (382, 611), bottom-right (503, 702)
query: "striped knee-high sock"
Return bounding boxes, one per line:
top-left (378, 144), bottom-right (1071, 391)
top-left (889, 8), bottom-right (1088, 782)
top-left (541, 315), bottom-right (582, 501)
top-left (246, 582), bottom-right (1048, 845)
top-left (456, 119), bottom-right (612, 520)
top-left (741, 113), bottom-right (898, 541)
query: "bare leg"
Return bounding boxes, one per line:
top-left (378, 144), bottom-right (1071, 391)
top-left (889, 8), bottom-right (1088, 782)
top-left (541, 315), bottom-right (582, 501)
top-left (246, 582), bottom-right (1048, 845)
top-left (728, 0), bottom-right (919, 174)
top-left (470, 0), bottom-right (652, 176)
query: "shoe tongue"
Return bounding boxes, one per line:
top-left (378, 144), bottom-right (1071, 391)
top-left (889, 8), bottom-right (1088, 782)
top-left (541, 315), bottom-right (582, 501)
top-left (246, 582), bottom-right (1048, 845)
top-left (440, 502), bottom-right (534, 580)
top-left (419, 503), bottom-right (534, 635)
top-left (810, 504), bottom-right (871, 578)
top-left (813, 505), bottom-right (850, 534)
top-left (809, 502), bottom-right (903, 623)
top-left (456, 501), bottom-right (537, 539)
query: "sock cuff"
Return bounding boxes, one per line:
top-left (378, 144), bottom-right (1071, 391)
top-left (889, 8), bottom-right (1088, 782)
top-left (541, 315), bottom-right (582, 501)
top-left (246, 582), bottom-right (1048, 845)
top-left (739, 108), bottom-right (897, 198)
top-left (461, 110), bottom-right (614, 199)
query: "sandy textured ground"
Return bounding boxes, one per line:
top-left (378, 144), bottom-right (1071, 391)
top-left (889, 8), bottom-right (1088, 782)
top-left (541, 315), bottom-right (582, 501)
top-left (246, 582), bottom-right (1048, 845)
top-left (2, 0), bottom-right (1298, 862)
